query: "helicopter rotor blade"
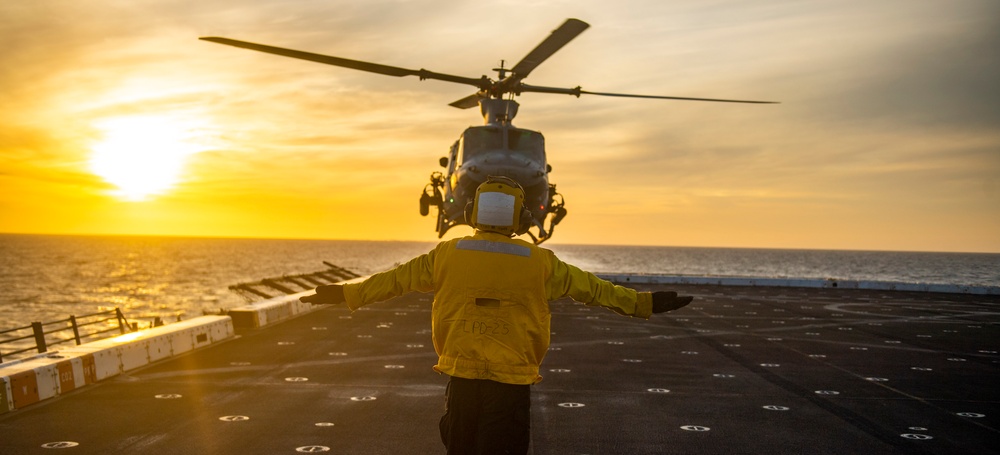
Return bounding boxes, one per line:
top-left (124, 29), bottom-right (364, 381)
top-left (199, 37), bottom-right (489, 89)
top-left (510, 19), bottom-right (590, 79)
top-left (449, 92), bottom-right (487, 109)
top-left (579, 89), bottom-right (779, 104)
top-left (519, 83), bottom-right (779, 104)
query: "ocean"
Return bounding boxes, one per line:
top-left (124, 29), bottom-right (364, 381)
top-left (2, 233), bottom-right (999, 329)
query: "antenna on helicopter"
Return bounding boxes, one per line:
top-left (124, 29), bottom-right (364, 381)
top-left (493, 60), bottom-right (508, 80)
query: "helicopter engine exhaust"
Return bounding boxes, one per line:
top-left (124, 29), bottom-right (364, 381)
top-left (481, 99), bottom-right (519, 126)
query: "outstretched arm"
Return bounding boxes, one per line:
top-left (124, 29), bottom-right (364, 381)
top-left (545, 255), bottom-right (693, 318)
top-left (301, 250), bottom-right (436, 311)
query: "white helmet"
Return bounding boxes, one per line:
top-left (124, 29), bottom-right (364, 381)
top-left (469, 176), bottom-right (529, 236)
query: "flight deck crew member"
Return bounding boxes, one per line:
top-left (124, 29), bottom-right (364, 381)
top-left (301, 176), bottom-right (694, 455)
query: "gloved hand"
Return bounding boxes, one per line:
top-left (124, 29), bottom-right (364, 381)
top-left (651, 291), bottom-right (694, 313)
top-left (300, 284), bottom-right (346, 305)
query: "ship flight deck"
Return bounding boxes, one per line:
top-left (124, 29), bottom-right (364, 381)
top-left (1, 283), bottom-right (998, 454)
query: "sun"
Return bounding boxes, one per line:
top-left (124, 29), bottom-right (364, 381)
top-left (90, 115), bottom-right (204, 201)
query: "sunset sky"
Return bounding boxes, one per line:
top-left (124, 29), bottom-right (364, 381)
top-left (2, 0), bottom-right (998, 252)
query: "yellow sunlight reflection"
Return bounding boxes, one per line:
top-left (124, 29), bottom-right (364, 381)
top-left (89, 115), bottom-right (205, 201)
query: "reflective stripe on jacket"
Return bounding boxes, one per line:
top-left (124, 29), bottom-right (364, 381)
top-left (343, 231), bottom-right (653, 385)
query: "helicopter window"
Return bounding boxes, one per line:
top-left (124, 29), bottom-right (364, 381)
top-left (462, 128), bottom-right (503, 157)
top-left (508, 130), bottom-right (544, 159)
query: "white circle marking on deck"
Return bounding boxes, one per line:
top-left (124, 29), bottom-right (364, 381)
top-left (219, 415), bottom-right (250, 421)
top-left (680, 425), bottom-right (710, 432)
top-left (647, 388), bottom-right (670, 393)
top-left (41, 442), bottom-right (79, 449)
top-left (351, 396), bottom-right (376, 401)
top-left (296, 446), bottom-right (331, 452)
top-left (900, 434), bottom-right (933, 440)
top-left (763, 405), bottom-right (789, 411)
top-left (286, 377), bottom-right (309, 382)
top-left (558, 403), bottom-right (585, 408)
top-left (155, 394), bottom-right (182, 399)
top-left (957, 412), bottom-right (985, 418)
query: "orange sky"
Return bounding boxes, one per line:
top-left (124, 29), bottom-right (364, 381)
top-left (1, 1), bottom-right (998, 252)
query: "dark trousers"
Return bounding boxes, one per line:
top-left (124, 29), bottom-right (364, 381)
top-left (439, 376), bottom-right (531, 455)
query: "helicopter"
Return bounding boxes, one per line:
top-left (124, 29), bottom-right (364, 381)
top-left (201, 18), bottom-right (776, 244)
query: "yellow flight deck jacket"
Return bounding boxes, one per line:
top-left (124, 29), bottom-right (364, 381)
top-left (342, 231), bottom-right (653, 385)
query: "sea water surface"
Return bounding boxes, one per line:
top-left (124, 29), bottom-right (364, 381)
top-left (2, 234), bottom-right (999, 329)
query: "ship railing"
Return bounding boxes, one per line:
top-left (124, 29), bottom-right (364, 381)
top-left (0, 308), bottom-right (138, 364)
top-left (228, 261), bottom-right (360, 302)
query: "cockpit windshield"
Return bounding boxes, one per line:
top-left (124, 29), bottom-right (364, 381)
top-left (507, 129), bottom-right (544, 159)
top-left (461, 127), bottom-right (545, 162)
top-left (462, 128), bottom-right (503, 156)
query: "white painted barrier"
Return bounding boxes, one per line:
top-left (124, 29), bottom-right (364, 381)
top-left (0, 315), bottom-right (234, 411)
top-left (49, 344), bottom-right (119, 382)
top-left (1, 375), bottom-right (11, 414)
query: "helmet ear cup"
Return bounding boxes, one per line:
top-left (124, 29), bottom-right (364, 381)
top-left (464, 200), bottom-right (475, 225)
top-left (515, 206), bottom-right (533, 235)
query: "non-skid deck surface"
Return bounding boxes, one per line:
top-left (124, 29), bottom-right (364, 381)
top-left (3, 284), bottom-right (998, 454)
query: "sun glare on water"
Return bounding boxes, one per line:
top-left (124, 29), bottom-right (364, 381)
top-left (90, 115), bottom-right (205, 201)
